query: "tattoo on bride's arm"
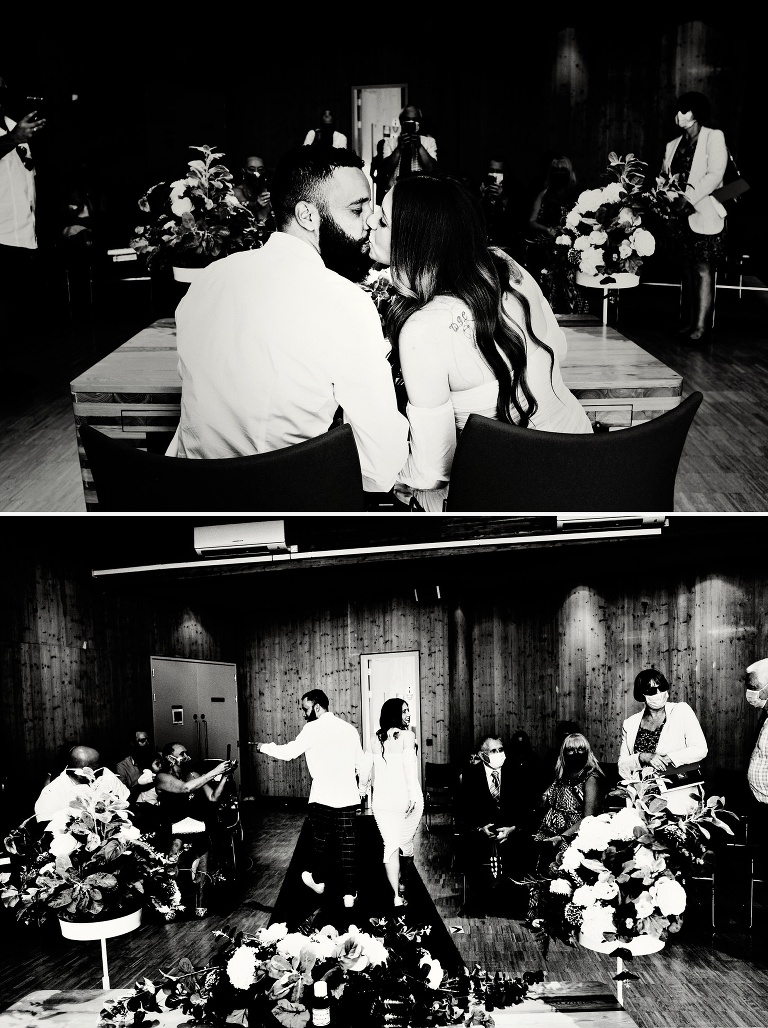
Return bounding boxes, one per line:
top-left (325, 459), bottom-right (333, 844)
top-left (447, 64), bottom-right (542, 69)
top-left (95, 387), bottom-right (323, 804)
top-left (449, 310), bottom-right (472, 335)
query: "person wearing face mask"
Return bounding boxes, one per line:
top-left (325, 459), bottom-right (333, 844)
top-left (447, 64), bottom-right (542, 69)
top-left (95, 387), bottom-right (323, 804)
top-left (746, 658), bottom-right (768, 847)
top-left (155, 743), bottom-right (234, 918)
top-left (525, 155), bottom-right (590, 315)
top-left (233, 154), bottom-right (275, 246)
top-left (526, 733), bottom-right (604, 924)
top-left (458, 736), bottom-right (527, 917)
top-left (618, 669), bottom-right (708, 791)
top-left (660, 91), bottom-right (728, 342)
top-left (34, 744), bottom-right (129, 824)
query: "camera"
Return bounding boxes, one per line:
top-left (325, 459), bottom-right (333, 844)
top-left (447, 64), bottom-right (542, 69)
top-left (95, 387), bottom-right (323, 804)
top-left (400, 120), bottom-right (418, 137)
top-left (486, 171), bottom-right (504, 188)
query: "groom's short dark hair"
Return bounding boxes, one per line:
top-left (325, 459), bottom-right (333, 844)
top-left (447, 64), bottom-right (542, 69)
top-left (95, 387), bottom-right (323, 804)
top-left (271, 146), bottom-right (364, 230)
top-left (302, 689), bottom-right (329, 710)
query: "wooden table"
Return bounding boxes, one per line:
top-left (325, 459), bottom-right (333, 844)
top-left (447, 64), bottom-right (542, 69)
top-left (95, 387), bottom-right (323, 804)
top-left (70, 317), bottom-right (683, 511)
top-left (0, 983), bottom-right (640, 1027)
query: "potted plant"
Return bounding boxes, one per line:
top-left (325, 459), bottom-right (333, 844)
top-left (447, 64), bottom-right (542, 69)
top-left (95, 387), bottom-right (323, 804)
top-left (554, 152), bottom-right (688, 287)
top-left (1, 767), bottom-right (183, 937)
top-left (131, 144), bottom-right (262, 281)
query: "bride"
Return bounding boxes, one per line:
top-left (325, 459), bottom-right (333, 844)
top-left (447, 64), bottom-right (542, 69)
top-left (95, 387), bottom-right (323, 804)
top-left (366, 698), bottom-right (424, 906)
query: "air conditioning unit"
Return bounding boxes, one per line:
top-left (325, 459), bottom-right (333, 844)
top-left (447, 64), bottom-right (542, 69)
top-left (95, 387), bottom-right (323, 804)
top-left (193, 520), bottom-right (294, 557)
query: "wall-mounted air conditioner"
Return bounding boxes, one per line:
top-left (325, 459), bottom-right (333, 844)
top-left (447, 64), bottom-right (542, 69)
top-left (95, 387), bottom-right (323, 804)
top-left (193, 520), bottom-right (294, 557)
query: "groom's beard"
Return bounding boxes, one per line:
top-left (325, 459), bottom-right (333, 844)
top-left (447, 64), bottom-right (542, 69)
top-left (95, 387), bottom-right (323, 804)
top-left (318, 208), bottom-right (373, 283)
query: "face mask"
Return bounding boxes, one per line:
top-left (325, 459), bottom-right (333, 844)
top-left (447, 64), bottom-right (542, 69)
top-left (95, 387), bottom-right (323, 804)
top-left (746, 688), bottom-right (767, 709)
top-left (486, 752), bottom-right (505, 770)
top-left (676, 111), bottom-right (695, 129)
top-left (564, 752), bottom-right (586, 772)
top-left (645, 692), bottom-right (667, 710)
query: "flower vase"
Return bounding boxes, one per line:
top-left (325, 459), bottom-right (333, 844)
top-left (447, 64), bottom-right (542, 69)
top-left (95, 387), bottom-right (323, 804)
top-left (172, 265), bottom-right (207, 283)
top-left (575, 271), bottom-right (640, 289)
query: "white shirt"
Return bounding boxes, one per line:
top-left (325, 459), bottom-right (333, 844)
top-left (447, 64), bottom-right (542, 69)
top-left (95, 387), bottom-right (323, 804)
top-left (261, 711), bottom-right (368, 808)
top-left (0, 117), bottom-right (36, 249)
top-left (303, 129), bottom-right (348, 148)
top-left (34, 768), bottom-right (129, 823)
top-left (168, 233), bottom-right (409, 493)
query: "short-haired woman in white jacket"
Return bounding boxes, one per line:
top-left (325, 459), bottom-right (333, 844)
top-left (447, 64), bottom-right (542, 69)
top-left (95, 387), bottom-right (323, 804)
top-left (661, 91), bottom-right (728, 342)
top-left (618, 669), bottom-right (708, 780)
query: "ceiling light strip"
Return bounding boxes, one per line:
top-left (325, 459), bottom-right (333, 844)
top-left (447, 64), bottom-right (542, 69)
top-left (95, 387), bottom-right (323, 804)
top-left (91, 526), bottom-right (662, 577)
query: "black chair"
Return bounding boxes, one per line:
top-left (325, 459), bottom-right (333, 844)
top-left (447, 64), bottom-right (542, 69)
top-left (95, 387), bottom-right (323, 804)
top-left (423, 761), bottom-right (458, 832)
top-left (77, 423), bottom-right (366, 512)
top-left (446, 391), bottom-right (703, 512)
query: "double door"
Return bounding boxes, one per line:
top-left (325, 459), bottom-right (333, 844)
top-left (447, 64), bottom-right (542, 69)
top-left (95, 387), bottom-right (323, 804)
top-left (150, 656), bottom-right (240, 786)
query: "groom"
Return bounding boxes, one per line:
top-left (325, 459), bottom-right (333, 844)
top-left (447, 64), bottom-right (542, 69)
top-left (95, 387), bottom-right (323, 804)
top-left (257, 689), bottom-right (370, 907)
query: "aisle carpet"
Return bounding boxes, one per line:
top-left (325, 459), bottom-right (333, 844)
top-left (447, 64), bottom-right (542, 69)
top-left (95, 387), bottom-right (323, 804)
top-left (269, 813), bottom-right (465, 976)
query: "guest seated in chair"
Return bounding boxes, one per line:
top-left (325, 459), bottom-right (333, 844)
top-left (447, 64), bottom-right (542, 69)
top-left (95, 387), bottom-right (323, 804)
top-left (366, 173), bottom-right (593, 512)
top-left (619, 668), bottom-right (708, 814)
top-left (458, 735), bottom-right (535, 917)
top-left (34, 745), bottom-right (129, 825)
top-left (155, 743), bottom-right (235, 918)
top-left (527, 733), bottom-right (604, 923)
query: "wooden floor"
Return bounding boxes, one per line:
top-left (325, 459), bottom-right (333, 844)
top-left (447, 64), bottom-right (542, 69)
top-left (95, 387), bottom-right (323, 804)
top-left (1, 269), bottom-right (767, 513)
top-left (1, 803), bottom-right (766, 1027)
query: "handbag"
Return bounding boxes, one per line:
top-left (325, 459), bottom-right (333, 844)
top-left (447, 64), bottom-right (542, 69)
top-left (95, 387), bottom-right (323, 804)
top-left (712, 150), bottom-right (750, 204)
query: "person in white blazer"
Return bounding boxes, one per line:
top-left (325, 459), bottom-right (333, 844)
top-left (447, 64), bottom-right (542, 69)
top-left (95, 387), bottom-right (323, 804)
top-left (619, 668), bottom-right (708, 780)
top-left (661, 91), bottom-right (728, 341)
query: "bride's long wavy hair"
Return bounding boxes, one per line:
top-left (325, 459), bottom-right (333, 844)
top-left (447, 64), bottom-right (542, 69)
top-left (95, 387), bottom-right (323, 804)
top-left (376, 698), bottom-right (410, 759)
top-left (384, 174), bottom-right (555, 426)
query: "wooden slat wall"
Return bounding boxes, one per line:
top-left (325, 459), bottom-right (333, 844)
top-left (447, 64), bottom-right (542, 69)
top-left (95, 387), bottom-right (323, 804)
top-left (3, 549), bottom-right (768, 813)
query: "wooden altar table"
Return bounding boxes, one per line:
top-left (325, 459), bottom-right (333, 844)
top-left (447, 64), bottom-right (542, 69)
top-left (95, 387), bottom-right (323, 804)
top-left (70, 318), bottom-right (683, 511)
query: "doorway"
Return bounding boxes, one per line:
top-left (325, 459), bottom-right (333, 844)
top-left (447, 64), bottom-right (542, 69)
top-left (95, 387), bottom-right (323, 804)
top-left (150, 656), bottom-right (240, 786)
top-left (360, 650), bottom-right (422, 790)
top-left (352, 84), bottom-right (408, 186)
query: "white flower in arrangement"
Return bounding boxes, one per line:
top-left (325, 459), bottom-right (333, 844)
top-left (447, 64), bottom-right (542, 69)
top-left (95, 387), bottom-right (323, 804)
top-left (601, 181), bottom-right (625, 204)
top-left (555, 233), bottom-right (572, 246)
top-left (650, 877), bottom-right (687, 916)
top-left (351, 928), bottom-right (389, 967)
top-left (580, 903), bottom-right (616, 936)
top-left (564, 209), bottom-right (581, 229)
top-left (420, 953), bottom-right (444, 990)
top-left (258, 922), bottom-right (289, 945)
top-left (633, 890), bottom-right (655, 918)
top-left (617, 207), bottom-right (639, 227)
top-left (588, 229), bottom-right (608, 246)
top-left (49, 833), bottom-right (78, 857)
top-left (277, 932), bottom-right (311, 961)
top-left (573, 236), bottom-right (593, 252)
top-left (170, 180), bottom-right (188, 199)
top-left (630, 228), bottom-right (655, 256)
top-left (170, 196), bottom-right (193, 216)
top-left (572, 884), bottom-right (598, 907)
top-left (619, 239), bottom-right (633, 259)
top-left (579, 248), bottom-right (603, 275)
top-left (577, 188), bottom-right (604, 212)
top-left (593, 874), bottom-right (620, 902)
top-left (633, 845), bottom-right (666, 876)
top-left (574, 815), bottom-right (615, 853)
top-left (608, 806), bottom-right (646, 841)
top-left (561, 845), bottom-right (583, 872)
top-left (550, 877), bottom-right (573, 896)
top-left (226, 945), bottom-right (258, 990)
top-left (117, 824), bottom-right (142, 843)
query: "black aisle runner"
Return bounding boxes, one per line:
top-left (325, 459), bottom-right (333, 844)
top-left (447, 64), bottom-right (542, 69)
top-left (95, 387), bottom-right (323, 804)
top-left (269, 814), bottom-right (464, 976)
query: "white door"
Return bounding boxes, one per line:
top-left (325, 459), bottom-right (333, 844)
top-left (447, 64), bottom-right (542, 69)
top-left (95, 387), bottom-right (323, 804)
top-left (352, 84), bottom-right (407, 182)
top-left (360, 650), bottom-right (421, 787)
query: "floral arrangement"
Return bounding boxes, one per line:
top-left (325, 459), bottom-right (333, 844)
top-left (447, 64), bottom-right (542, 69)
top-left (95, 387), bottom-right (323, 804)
top-left (555, 153), bottom-right (688, 284)
top-left (131, 145), bottom-right (262, 270)
top-left (99, 917), bottom-right (544, 1028)
top-left (1, 768), bottom-right (183, 925)
top-left (527, 772), bottom-right (736, 963)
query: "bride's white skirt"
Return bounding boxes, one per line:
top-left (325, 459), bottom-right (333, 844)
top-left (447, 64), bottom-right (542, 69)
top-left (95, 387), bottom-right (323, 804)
top-left (372, 794), bottom-right (425, 862)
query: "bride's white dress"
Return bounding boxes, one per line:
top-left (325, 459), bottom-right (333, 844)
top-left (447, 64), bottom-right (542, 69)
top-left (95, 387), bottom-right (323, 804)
top-left (370, 729), bottom-right (424, 862)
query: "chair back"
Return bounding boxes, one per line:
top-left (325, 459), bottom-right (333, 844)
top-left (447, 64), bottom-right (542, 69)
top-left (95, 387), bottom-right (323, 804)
top-left (446, 392), bottom-right (703, 512)
top-left (78, 423), bottom-right (366, 512)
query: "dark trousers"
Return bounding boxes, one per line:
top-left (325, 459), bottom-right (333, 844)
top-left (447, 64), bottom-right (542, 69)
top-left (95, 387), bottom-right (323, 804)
top-left (308, 802), bottom-right (358, 893)
top-left (0, 243), bottom-right (40, 340)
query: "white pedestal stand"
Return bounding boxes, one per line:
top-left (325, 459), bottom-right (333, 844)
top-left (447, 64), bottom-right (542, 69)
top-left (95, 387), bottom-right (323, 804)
top-left (58, 909), bottom-right (142, 988)
top-left (575, 271), bottom-right (640, 325)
